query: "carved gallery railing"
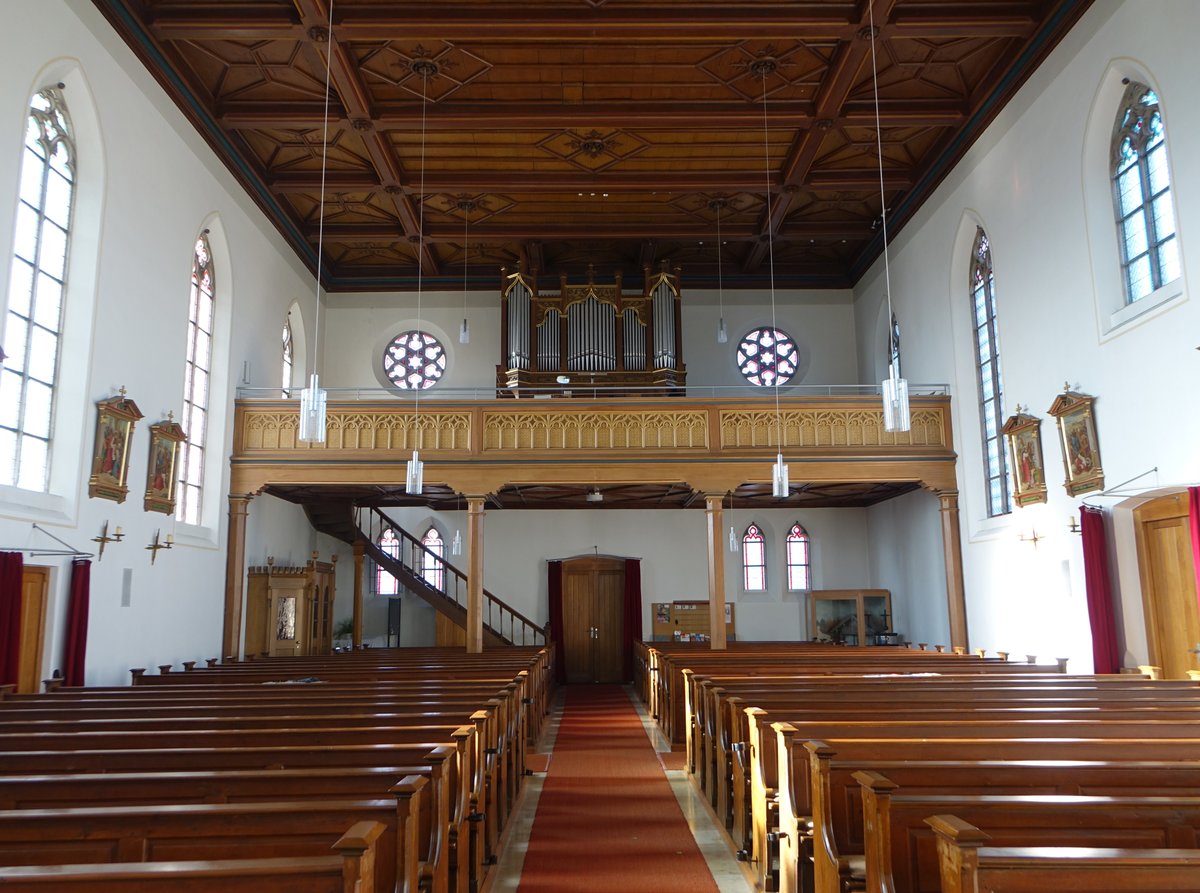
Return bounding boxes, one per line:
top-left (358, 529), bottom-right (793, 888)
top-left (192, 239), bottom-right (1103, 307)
top-left (498, 265), bottom-right (686, 395)
top-left (230, 394), bottom-right (957, 494)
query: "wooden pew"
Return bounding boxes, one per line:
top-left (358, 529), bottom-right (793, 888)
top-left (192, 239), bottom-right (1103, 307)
top-left (0, 820), bottom-right (386, 892)
top-left (778, 736), bottom-right (1200, 893)
top-left (927, 815), bottom-right (1200, 893)
top-left (856, 772), bottom-right (1200, 893)
top-left (0, 798), bottom-right (412, 893)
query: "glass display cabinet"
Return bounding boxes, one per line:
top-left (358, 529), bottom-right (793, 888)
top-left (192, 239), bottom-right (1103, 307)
top-left (809, 589), bottom-right (894, 646)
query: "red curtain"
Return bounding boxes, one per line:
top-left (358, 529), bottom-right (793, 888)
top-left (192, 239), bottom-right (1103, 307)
top-left (62, 558), bottom-right (91, 687)
top-left (1188, 487), bottom-right (1200, 613)
top-left (0, 552), bottom-right (24, 687)
top-left (1080, 506), bottom-right (1121, 673)
top-left (622, 559), bottom-right (643, 682)
top-left (547, 560), bottom-right (565, 684)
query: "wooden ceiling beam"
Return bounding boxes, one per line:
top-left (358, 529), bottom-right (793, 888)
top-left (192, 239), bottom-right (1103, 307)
top-left (292, 0), bottom-right (440, 275)
top-left (315, 220), bottom-right (874, 242)
top-left (145, 5), bottom-right (1036, 42)
top-left (743, 0), bottom-right (900, 274)
top-left (219, 100), bottom-right (964, 131)
top-left (267, 169), bottom-right (913, 194)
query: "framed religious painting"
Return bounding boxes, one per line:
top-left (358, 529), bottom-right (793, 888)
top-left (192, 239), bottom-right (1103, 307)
top-left (1048, 387), bottom-right (1105, 497)
top-left (144, 414), bottom-right (186, 514)
top-left (1001, 408), bottom-right (1048, 507)
top-left (88, 389), bottom-right (143, 503)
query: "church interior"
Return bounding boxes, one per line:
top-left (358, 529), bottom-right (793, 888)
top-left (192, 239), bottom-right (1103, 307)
top-left (2, 1), bottom-right (1200, 890)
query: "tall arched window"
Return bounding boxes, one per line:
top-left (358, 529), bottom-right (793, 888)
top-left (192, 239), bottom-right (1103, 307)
top-left (177, 232), bottom-right (214, 525)
top-left (421, 527), bottom-right (445, 591)
top-left (1, 88), bottom-right (75, 491)
top-left (281, 315), bottom-right (294, 398)
top-left (1112, 83), bottom-right (1180, 303)
top-left (742, 523), bottom-right (766, 591)
top-left (970, 228), bottom-right (1009, 517)
top-left (785, 523), bottom-right (811, 590)
top-left (376, 527), bottom-right (400, 595)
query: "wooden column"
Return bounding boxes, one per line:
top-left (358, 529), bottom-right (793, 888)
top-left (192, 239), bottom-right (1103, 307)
top-left (705, 494), bottom-right (728, 650)
top-left (352, 539), bottom-right (365, 648)
top-left (466, 497), bottom-right (487, 654)
top-left (222, 495), bottom-right (251, 660)
top-left (938, 489), bottom-right (969, 651)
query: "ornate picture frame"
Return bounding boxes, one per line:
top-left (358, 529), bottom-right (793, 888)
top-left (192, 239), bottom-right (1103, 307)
top-left (1048, 388), bottom-right (1104, 497)
top-left (88, 389), bottom-right (143, 503)
top-left (1001, 408), bottom-right (1048, 507)
top-left (144, 414), bottom-right (186, 514)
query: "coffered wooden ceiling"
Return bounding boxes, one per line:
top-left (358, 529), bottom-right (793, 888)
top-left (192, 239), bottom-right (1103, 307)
top-left (93, 0), bottom-right (1091, 292)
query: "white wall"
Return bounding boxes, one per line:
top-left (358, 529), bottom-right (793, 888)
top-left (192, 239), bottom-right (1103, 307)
top-left (320, 287), bottom-right (859, 393)
top-left (374, 505), bottom-right (872, 643)
top-left (0, 0), bottom-right (319, 684)
top-left (853, 0), bottom-right (1199, 668)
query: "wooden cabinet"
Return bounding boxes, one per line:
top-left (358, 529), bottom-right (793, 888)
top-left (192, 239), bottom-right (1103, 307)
top-left (244, 556), bottom-right (336, 658)
top-left (809, 589), bottom-right (892, 646)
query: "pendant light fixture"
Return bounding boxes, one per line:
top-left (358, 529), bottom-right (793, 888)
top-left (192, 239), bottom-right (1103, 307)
top-left (451, 492), bottom-right (463, 556)
top-left (711, 197), bottom-right (729, 344)
top-left (298, 1), bottom-right (335, 443)
top-left (753, 59), bottom-right (789, 498)
top-left (867, 6), bottom-right (911, 433)
top-left (405, 60), bottom-right (434, 495)
top-left (458, 199), bottom-right (473, 344)
top-left (727, 488), bottom-right (737, 553)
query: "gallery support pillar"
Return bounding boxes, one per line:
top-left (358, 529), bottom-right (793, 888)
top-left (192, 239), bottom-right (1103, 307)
top-left (705, 494), bottom-right (728, 650)
top-left (352, 540), bottom-right (365, 649)
top-left (938, 489), bottom-right (969, 651)
top-left (222, 495), bottom-right (252, 660)
top-left (466, 497), bottom-right (486, 654)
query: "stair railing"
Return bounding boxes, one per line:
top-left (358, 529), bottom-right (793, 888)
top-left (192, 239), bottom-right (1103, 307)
top-left (357, 506), bottom-right (546, 647)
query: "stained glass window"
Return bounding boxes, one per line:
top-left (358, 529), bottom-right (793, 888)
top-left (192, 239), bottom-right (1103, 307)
top-left (1111, 83), bottom-right (1179, 303)
top-left (1, 88), bottom-right (75, 490)
top-left (177, 232), bottom-right (214, 525)
top-left (970, 228), bottom-right (1009, 517)
top-left (742, 523), bottom-right (766, 591)
top-left (786, 523), bottom-right (811, 590)
top-left (421, 527), bottom-right (445, 591)
top-left (383, 330), bottom-right (447, 389)
top-left (736, 328), bottom-right (797, 387)
top-left (377, 527), bottom-right (400, 595)
top-left (281, 315), bottom-right (294, 397)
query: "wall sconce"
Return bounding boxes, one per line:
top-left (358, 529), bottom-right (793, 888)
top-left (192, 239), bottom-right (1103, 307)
top-left (1017, 528), bottom-right (1044, 547)
top-left (1068, 516), bottom-right (1081, 535)
top-left (146, 529), bottom-right (173, 564)
top-left (91, 521), bottom-right (124, 561)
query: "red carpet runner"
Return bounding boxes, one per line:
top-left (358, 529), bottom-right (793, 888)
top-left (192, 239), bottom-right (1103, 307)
top-left (518, 685), bottom-right (721, 892)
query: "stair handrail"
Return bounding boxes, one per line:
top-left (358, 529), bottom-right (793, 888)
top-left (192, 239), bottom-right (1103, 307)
top-left (358, 506), bottom-right (546, 646)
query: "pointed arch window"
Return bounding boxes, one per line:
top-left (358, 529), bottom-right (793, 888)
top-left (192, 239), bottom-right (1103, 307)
top-left (177, 232), bottom-right (214, 525)
top-left (281, 315), bottom-right (294, 397)
top-left (970, 228), bottom-right (1009, 517)
top-left (1, 88), bottom-right (75, 491)
top-left (785, 523), bottom-right (811, 591)
top-left (376, 527), bottom-right (400, 595)
top-left (742, 523), bottom-right (766, 591)
top-left (421, 527), bottom-right (445, 592)
top-left (1112, 83), bottom-right (1180, 303)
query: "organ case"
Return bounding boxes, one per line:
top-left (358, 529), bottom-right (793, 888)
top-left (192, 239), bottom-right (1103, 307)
top-left (498, 265), bottom-right (686, 395)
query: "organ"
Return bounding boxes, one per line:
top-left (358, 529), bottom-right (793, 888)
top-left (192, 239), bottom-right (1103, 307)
top-left (498, 264), bottom-right (687, 396)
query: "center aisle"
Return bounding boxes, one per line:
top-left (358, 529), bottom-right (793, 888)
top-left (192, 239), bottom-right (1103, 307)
top-left (516, 685), bottom-right (722, 893)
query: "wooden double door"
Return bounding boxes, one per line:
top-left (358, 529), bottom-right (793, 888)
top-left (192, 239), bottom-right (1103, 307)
top-left (1135, 493), bottom-right (1200, 679)
top-left (562, 556), bottom-right (625, 684)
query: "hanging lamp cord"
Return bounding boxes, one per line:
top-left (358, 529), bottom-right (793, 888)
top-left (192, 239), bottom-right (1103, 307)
top-left (868, 3), bottom-right (897, 366)
top-left (760, 67), bottom-right (783, 457)
top-left (311, 0), bottom-right (334, 380)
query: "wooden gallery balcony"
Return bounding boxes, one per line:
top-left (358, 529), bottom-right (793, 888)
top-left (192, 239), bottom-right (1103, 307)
top-left (228, 391), bottom-right (958, 501)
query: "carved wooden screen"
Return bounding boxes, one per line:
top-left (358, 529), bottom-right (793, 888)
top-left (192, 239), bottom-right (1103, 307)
top-left (498, 266), bottom-right (686, 396)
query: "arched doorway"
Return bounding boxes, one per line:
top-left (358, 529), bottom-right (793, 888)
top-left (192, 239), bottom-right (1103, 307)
top-left (1134, 492), bottom-right (1200, 678)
